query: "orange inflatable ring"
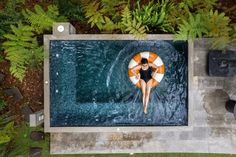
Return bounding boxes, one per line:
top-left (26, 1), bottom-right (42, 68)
top-left (128, 51), bottom-right (165, 88)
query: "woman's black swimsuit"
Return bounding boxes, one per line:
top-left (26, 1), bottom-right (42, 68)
top-left (140, 67), bottom-right (152, 83)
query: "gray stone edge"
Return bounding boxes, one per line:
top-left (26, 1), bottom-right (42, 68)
top-left (188, 40), bottom-right (194, 127)
top-left (44, 35), bottom-right (50, 132)
top-left (44, 33), bottom-right (194, 132)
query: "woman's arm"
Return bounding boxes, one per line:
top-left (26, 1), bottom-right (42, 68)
top-left (149, 63), bottom-right (159, 73)
top-left (131, 65), bottom-right (141, 79)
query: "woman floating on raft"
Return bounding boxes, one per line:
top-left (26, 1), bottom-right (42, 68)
top-left (128, 52), bottom-right (165, 114)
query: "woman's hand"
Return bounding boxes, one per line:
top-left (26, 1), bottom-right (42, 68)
top-left (131, 65), bottom-right (141, 79)
top-left (154, 67), bottom-right (159, 73)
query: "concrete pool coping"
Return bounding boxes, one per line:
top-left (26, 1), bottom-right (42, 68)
top-left (44, 23), bottom-right (194, 133)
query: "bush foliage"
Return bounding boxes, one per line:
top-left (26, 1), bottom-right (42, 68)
top-left (3, 23), bottom-right (43, 81)
top-left (0, 99), bottom-right (7, 111)
top-left (53, 0), bottom-right (85, 21)
top-left (3, 4), bottom-right (66, 81)
top-left (80, 0), bottom-right (234, 49)
top-left (22, 4), bottom-right (67, 33)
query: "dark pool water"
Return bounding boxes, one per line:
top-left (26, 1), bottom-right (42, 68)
top-left (50, 40), bottom-right (188, 126)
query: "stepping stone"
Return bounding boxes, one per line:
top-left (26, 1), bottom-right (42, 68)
top-left (0, 73), bottom-right (4, 82)
top-left (3, 87), bottom-right (23, 101)
top-left (208, 50), bottom-right (236, 77)
top-left (30, 131), bottom-right (45, 141)
top-left (29, 147), bottom-right (42, 157)
top-left (21, 105), bottom-right (33, 122)
top-left (234, 105), bottom-right (236, 120)
top-left (225, 99), bottom-right (236, 113)
top-left (203, 89), bottom-right (229, 115)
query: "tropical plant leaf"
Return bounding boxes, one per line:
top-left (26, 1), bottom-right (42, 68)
top-left (121, 6), bottom-right (132, 27)
top-left (132, 0), bottom-right (175, 33)
top-left (53, 0), bottom-right (85, 21)
top-left (175, 13), bottom-right (208, 40)
top-left (205, 10), bottom-right (231, 38)
top-left (83, 1), bottom-right (106, 30)
top-left (0, 132), bottom-right (10, 145)
top-left (22, 4), bottom-right (67, 33)
top-left (0, 122), bottom-right (15, 145)
top-left (0, 0), bottom-right (25, 41)
top-left (101, 0), bottom-right (127, 21)
top-left (180, 0), bottom-right (217, 12)
top-left (0, 99), bottom-right (7, 111)
top-left (3, 23), bottom-right (43, 81)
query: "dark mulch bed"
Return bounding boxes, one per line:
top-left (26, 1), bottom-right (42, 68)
top-left (217, 0), bottom-right (236, 23)
top-left (0, 61), bottom-right (43, 116)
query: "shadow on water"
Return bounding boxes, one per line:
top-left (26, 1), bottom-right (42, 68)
top-left (50, 40), bottom-right (188, 126)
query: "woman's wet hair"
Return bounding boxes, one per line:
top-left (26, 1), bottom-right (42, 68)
top-left (141, 58), bottom-right (148, 64)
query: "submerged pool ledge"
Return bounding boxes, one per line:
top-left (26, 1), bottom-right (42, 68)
top-left (44, 23), bottom-right (194, 133)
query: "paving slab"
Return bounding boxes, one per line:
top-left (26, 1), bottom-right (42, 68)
top-left (4, 87), bottom-right (23, 101)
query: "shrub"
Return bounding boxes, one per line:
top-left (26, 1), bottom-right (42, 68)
top-left (82, 0), bottom-right (124, 32)
top-left (121, 6), bottom-right (147, 38)
top-left (179, 0), bottom-right (218, 13)
top-left (175, 13), bottom-right (208, 40)
top-left (0, 114), bottom-right (16, 157)
top-left (0, 99), bottom-right (7, 111)
top-left (204, 10), bottom-right (232, 50)
top-left (3, 4), bottom-right (67, 81)
top-left (0, 122), bottom-right (15, 145)
top-left (82, 0), bottom-right (174, 37)
top-left (22, 4), bottom-right (67, 34)
top-left (132, 0), bottom-right (175, 33)
top-left (3, 23), bottom-right (43, 81)
top-left (0, 0), bottom-right (25, 52)
top-left (53, 0), bottom-right (85, 21)
top-left (175, 9), bottom-right (233, 50)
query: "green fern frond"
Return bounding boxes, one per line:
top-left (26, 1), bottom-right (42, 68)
top-left (132, 0), bottom-right (174, 33)
top-left (120, 5), bottom-right (147, 38)
top-left (0, 132), bottom-right (11, 145)
top-left (175, 13), bottom-right (208, 40)
top-left (101, 0), bottom-right (127, 21)
top-left (22, 4), bottom-right (67, 33)
top-left (230, 24), bottom-right (236, 43)
top-left (125, 18), bottom-right (147, 38)
top-left (0, 0), bottom-right (25, 40)
top-left (181, 0), bottom-right (217, 12)
top-left (121, 6), bottom-right (132, 28)
top-left (102, 16), bottom-right (119, 32)
top-left (205, 10), bottom-right (231, 38)
top-left (83, 1), bottom-right (107, 30)
top-left (210, 37), bottom-right (231, 50)
top-left (10, 63), bottom-right (26, 82)
top-left (133, 2), bottom-right (154, 25)
top-left (54, 0), bottom-right (85, 21)
top-left (202, 10), bottom-right (232, 50)
top-left (2, 23), bottom-right (43, 81)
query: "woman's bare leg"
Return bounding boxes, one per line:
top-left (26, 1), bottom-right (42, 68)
top-left (144, 79), bottom-right (152, 114)
top-left (140, 79), bottom-right (146, 110)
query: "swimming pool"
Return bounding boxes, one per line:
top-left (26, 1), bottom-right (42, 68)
top-left (48, 39), bottom-right (188, 127)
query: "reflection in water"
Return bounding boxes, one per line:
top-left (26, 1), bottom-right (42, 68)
top-left (50, 40), bottom-right (188, 126)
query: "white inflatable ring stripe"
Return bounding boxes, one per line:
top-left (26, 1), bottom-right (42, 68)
top-left (128, 59), bottom-right (139, 69)
top-left (153, 57), bottom-right (163, 67)
top-left (153, 73), bottom-right (164, 82)
top-left (130, 75), bottom-right (140, 84)
top-left (140, 52), bottom-right (150, 59)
